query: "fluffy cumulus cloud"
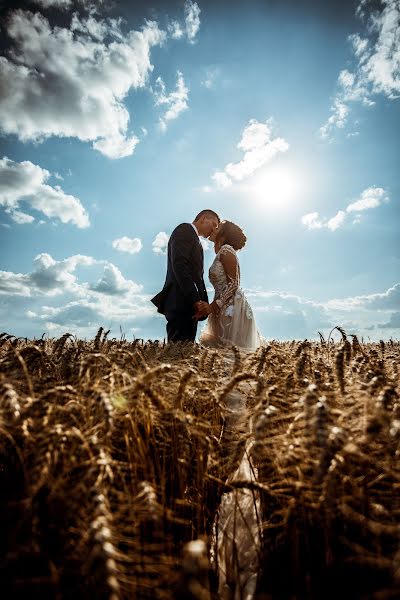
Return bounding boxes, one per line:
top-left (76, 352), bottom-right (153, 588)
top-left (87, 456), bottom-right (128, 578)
top-left (346, 186), bottom-right (389, 212)
top-left (0, 10), bottom-right (166, 158)
top-left (246, 282), bottom-right (400, 341)
top-left (0, 253), bottom-right (95, 297)
top-left (39, 295), bottom-right (153, 331)
top-left (35, 0), bottom-right (75, 8)
top-left (320, 0), bottom-right (400, 140)
top-left (153, 71), bottom-right (189, 131)
top-left (91, 263), bottom-right (142, 295)
top-left (210, 119), bottom-right (289, 190)
top-left (301, 186), bottom-right (389, 232)
top-left (112, 236), bottom-right (143, 254)
top-left (168, 1), bottom-right (200, 43)
top-left (246, 289), bottom-right (332, 340)
top-left (326, 283), bottom-right (400, 312)
top-left (0, 253), bottom-right (145, 299)
top-left (0, 252), bottom-right (157, 339)
top-left (184, 0), bottom-right (201, 42)
top-left (34, 0), bottom-right (107, 10)
top-left (152, 231), bottom-right (169, 255)
top-left (1, 253), bottom-right (398, 340)
top-left (0, 157), bottom-right (90, 227)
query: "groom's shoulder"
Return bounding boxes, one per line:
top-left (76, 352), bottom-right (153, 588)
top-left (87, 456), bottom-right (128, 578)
top-left (171, 222), bottom-right (193, 237)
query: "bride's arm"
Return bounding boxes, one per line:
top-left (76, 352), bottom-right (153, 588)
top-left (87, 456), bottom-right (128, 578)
top-left (206, 248), bottom-right (239, 314)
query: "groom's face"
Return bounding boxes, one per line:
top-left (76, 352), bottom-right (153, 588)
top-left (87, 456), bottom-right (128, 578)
top-left (208, 226), bottom-right (219, 242)
top-left (201, 216), bottom-right (220, 239)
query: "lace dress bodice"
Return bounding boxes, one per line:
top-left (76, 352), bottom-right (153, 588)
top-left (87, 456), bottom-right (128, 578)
top-left (209, 244), bottom-right (240, 316)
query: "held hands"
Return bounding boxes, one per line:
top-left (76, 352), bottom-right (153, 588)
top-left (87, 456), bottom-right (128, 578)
top-left (193, 300), bottom-right (216, 321)
top-left (193, 301), bottom-right (209, 321)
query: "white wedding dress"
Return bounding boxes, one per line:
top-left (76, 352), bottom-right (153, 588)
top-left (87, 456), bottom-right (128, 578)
top-left (199, 244), bottom-right (262, 350)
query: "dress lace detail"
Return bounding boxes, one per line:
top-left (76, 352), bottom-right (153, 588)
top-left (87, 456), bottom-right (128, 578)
top-left (199, 245), bottom-right (262, 350)
top-left (210, 244), bottom-right (239, 313)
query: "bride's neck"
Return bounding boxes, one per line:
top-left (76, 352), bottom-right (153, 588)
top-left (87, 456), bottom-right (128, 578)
top-left (215, 239), bottom-right (225, 253)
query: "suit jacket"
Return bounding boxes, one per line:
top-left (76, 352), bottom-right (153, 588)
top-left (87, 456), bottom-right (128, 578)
top-left (151, 223), bottom-right (209, 318)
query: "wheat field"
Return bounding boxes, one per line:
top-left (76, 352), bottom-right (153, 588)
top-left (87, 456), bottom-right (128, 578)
top-left (0, 327), bottom-right (399, 599)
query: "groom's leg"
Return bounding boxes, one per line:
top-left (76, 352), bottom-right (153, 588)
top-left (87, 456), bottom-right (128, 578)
top-left (166, 314), bottom-right (197, 343)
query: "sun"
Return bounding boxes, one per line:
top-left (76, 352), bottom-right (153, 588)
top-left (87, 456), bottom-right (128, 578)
top-left (245, 164), bottom-right (304, 212)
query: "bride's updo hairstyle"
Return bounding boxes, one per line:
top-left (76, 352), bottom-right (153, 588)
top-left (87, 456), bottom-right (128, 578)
top-left (216, 220), bottom-right (247, 251)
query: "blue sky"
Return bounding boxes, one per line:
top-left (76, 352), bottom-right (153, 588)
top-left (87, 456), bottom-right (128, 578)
top-left (0, 0), bottom-right (399, 341)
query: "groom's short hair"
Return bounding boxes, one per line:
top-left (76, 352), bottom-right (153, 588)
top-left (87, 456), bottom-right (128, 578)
top-left (194, 209), bottom-right (220, 223)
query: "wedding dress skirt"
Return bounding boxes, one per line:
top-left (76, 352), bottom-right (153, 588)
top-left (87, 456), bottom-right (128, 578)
top-left (213, 441), bottom-right (261, 599)
top-left (211, 381), bottom-right (261, 599)
top-left (199, 289), bottom-right (262, 350)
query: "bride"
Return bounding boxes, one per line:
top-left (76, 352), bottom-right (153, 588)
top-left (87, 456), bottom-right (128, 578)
top-left (197, 220), bottom-right (263, 350)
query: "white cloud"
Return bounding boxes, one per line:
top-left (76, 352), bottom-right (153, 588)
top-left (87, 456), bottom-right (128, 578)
top-left (35, 0), bottom-right (108, 11)
top-left (212, 171), bottom-right (232, 189)
top-left (9, 209), bottom-right (35, 224)
top-left (319, 100), bottom-right (350, 140)
top-left (0, 10), bottom-right (165, 158)
top-left (167, 1), bottom-right (200, 43)
top-left (338, 69), bottom-right (355, 89)
top-left (1, 254), bottom-right (398, 341)
top-left (91, 263), bottom-right (143, 295)
top-left (152, 231), bottom-right (169, 255)
top-left (327, 210), bottom-right (347, 231)
top-left (351, 32), bottom-right (369, 57)
top-left (0, 157), bottom-right (90, 228)
top-left (209, 119), bottom-right (289, 190)
top-left (0, 271), bottom-right (33, 296)
top-left (301, 186), bottom-right (389, 232)
top-left (246, 289), bottom-right (332, 340)
top-left (0, 253), bottom-right (95, 297)
top-left (184, 0), bottom-right (201, 43)
top-left (201, 66), bottom-right (220, 89)
top-left (301, 212), bottom-right (323, 230)
top-left (31, 254), bottom-right (96, 295)
top-left (346, 131), bottom-right (360, 138)
top-left (320, 0), bottom-right (400, 140)
top-left (35, 0), bottom-right (74, 8)
top-left (168, 21), bottom-right (184, 40)
top-left (112, 236), bottom-right (143, 254)
top-left (93, 133), bottom-right (140, 160)
top-left (153, 71), bottom-right (189, 131)
top-left (362, 0), bottom-right (400, 98)
top-left (326, 283), bottom-right (400, 312)
top-left (40, 295), bottom-right (153, 329)
top-left (245, 282), bottom-right (400, 340)
top-left (0, 250), bottom-right (154, 339)
top-left (346, 186), bottom-right (388, 212)
top-left (0, 252), bottom-right (146, 300)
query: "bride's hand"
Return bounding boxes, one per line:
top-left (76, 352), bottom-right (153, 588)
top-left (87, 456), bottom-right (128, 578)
top-left (197, 301), bottom-right (216, 315)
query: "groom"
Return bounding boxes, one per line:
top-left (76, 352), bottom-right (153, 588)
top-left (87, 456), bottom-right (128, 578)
top-left (151, 209), bottom-right (220, 343)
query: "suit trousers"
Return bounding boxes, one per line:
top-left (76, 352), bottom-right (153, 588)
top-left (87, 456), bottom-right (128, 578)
top-left (166, 313), bottom-right (197, 343)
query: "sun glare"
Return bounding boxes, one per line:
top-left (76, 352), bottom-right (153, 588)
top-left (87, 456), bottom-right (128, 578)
top-left (245, 165), bottom-right (303, 212)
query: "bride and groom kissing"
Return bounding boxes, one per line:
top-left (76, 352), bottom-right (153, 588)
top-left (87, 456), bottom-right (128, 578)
top-left (151, 209), bottom-right (263, 350)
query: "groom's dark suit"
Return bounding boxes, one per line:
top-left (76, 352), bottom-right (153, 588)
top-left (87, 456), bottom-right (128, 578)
top-left (151, 223), bottom-right (208, 342)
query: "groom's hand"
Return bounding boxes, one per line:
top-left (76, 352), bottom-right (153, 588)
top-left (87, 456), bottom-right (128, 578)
top-left (193, 301), bottom-right (209, 320)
